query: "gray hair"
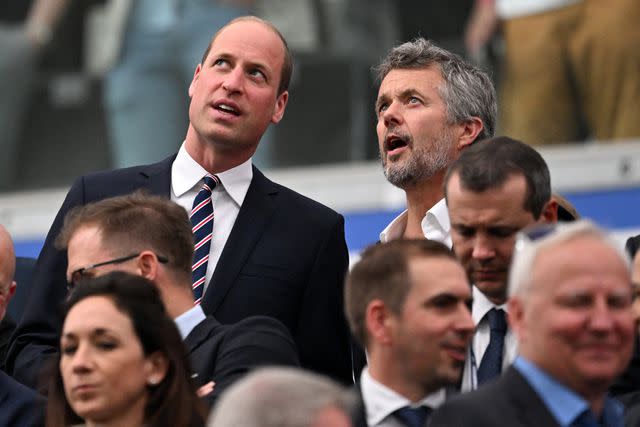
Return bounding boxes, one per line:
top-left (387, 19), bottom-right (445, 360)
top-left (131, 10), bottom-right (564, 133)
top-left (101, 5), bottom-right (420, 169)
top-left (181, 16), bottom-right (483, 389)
top-left (207, 367), bottom-right (357, 427)
top-left (375, 38), bottom-right (497, 142)
top-left (508, 220), bottom-right (631, 298)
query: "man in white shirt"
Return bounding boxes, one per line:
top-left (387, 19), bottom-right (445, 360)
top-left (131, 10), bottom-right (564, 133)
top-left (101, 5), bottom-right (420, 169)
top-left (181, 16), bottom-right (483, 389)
top-left (345, 239), bottom-right (474, 427)
top-left (375, 37), bottom-right (497, 246)
top-left (7, 16), bottom-right (352, 389)
top-left (56, 193), bottom-right (300, 405)
top-left (444, 136), bottom-right (557, 391)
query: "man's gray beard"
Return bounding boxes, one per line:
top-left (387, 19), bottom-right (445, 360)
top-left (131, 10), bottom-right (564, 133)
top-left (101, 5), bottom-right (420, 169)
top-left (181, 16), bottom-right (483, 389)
top-left (382, 135), bottom-right (453, 189)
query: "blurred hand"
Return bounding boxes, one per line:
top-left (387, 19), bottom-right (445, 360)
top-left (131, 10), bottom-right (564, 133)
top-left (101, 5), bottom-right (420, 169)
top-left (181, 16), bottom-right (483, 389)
top-left (196, 381), bottom-right (215, 397)
top-left (464, 1), bottom-right (499, 58)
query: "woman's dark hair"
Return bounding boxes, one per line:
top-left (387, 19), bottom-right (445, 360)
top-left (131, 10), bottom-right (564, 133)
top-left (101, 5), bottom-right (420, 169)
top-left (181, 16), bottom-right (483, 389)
top-left (46, 271), bottom-right (206, 427)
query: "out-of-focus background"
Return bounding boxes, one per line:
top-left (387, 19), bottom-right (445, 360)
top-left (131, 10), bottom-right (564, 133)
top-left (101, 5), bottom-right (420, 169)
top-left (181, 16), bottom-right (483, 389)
top-left (1, 0), bottom-right (639, 259)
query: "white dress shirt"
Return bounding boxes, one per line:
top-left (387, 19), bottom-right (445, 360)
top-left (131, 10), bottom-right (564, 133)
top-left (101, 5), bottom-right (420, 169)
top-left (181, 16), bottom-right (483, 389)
top-left (460, 286), bottom-right (518, 391)
top-left (174, 304), bottom-right (207, 340)
top-left (379, 198), bottom-right (452, 248)
top-left (360, 368), bottom-right (445, 427)
top-left (171, 143), bottom-right (253, 294)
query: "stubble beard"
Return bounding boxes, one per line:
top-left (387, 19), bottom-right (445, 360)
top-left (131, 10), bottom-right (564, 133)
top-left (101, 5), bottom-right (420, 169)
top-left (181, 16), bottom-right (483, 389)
top-left (382, 131), bottom-right (455, 189)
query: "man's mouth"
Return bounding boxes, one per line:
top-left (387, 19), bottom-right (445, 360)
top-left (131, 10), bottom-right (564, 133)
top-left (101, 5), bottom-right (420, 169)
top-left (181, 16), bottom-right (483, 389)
top-left (385, 135), bottom-right (409, 156)
top-left (213, 102), bottom-right (241, 116)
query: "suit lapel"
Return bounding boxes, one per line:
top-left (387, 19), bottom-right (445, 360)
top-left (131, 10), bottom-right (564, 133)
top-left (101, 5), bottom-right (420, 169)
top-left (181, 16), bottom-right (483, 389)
top-left (136, 154), bottom-right (175, 196)
top-left (503, 367), bottom-right (561, 427)
top-left (183, 316), bottom-right (222, 355)
top-left (201, 166), bottom-right (279, 314)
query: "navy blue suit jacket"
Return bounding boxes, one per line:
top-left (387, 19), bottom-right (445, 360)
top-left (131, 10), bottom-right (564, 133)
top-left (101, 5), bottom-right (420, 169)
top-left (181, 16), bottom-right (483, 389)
top-left (429, 367), bottom-right (559, 427)
top-left (6, 155), bottom-right (351, 388)
top-left (185, 315), bottom-right (300, 405)
top-left (0, 371), bottom-right (45, 427)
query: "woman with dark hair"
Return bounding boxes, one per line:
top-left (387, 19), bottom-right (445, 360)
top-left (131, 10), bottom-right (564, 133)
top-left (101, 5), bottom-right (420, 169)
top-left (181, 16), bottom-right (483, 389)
top-left (46, 271), bottom-right (206, 427)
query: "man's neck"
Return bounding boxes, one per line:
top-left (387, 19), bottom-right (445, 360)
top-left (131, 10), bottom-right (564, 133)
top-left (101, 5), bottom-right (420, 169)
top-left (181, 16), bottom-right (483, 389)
top-left (402, 174), bottom-right (445, 239)
top-left (161, 283), bottom-right (198, 319)
top-left (184, 127), bottom-right (254, 174)
top-left (368, 356), bottom-right (433, 404)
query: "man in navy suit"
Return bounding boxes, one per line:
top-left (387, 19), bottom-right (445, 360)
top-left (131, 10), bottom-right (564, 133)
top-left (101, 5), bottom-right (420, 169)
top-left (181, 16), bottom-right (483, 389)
top-left (57, 193), bottom-right (300, 405)
top-left (6, 16), bottom-right (351, 389)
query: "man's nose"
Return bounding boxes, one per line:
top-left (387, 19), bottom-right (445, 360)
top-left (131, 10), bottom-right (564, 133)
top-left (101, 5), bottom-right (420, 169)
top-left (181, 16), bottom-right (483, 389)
top-left (222, 67), bottom-right (244, 93)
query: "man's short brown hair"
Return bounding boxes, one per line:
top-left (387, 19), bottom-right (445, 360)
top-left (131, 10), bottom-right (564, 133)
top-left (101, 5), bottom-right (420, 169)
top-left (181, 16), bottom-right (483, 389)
top-left (345, 239), bottom-right (457, 346)
top-left (56, 192), bottom-right (194, 284)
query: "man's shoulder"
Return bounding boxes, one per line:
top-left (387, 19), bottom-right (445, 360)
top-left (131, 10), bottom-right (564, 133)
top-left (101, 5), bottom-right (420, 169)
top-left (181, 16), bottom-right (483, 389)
top-left (254, 167), bottom-right (342, 220)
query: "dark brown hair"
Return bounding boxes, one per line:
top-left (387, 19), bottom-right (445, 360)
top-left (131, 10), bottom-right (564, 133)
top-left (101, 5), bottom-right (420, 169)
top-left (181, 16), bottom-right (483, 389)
top-left (46, 272), bottom-right (206, 427)
top-left (345, 239), bottom-right (457, 346)
top-left (56, 192), bottom-right (194, 285)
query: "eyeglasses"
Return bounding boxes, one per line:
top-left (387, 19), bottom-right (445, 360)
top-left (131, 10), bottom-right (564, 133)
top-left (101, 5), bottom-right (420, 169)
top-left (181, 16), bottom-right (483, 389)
top-left (68, 253), bottom-right (168, 290)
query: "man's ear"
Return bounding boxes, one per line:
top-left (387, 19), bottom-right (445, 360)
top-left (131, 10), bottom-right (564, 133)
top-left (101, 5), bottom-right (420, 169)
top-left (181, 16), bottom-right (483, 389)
top-left (507, 297), bottom-right (525, 342)
top-left (540, 199), bottom-right (559, 224)
top-left (271, 90), bottom-right (289, 124)
top-left (0, 281), bottom-right (16, 321)
top-left (188, 63), bottom-right (202, 98)
top-left (137, 251), bottom-right (160, 281)
top-left (455, 117), bottom-right (484, 152)
top-left (365, 300), bottom-right (396, 346)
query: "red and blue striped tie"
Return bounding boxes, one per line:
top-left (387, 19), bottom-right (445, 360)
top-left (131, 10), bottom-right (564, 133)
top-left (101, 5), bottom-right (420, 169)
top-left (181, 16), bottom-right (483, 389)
top-left (190, 174), bottom-right (219, 305)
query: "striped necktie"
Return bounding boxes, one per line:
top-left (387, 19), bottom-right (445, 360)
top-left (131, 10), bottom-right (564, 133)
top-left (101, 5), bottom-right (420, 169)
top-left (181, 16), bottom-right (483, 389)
top-left (190, 174), bottom-right (219, 305)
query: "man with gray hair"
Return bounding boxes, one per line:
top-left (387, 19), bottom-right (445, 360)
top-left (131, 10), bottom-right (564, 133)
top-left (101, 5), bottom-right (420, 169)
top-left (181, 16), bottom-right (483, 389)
top-left (207, 367), bottom-right (356, 427)
top-left (375, 37), bottom-right (497, 245)
top-left (431, 220), bottom-right (635, 427)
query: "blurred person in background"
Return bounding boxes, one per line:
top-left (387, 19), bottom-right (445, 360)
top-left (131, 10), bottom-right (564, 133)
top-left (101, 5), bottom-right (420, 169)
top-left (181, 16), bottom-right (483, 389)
top-left (0, 224), bottom-right (18, 369)
top-left (431, 220), bottom-right (635, 427)
top-left (207, 367), bottom-right (356, 427)
top-left (465, 0), bottom-right (640, 145)
top-left (103, 0), bottom-right (254, 168)
top-left (345, 239), bottom-right (474, 427)
top-left (0, 0), bottom-right (72, 190)
top-left (46, 272), bottom-right (207, 427)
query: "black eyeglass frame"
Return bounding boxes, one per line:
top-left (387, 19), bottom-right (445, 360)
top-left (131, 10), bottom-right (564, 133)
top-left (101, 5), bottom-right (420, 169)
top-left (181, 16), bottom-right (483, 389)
top-left (68, 253), bottom-right (168, 290)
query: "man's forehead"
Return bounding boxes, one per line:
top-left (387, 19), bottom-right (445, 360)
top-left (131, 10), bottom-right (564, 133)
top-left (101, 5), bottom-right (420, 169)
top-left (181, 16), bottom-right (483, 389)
top-left (209, 20), bottom-right (284, 59)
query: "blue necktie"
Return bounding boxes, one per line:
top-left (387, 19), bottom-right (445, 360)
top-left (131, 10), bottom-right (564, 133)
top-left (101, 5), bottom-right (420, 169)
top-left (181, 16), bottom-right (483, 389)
top-left (572, 410), bottom-right (601, 427)
top-left (190, 174), bottom-right (219, 305)
top-left (393, 406), bottom-right (431, 427)
top-left (477, 308), bottom-right (507, 385)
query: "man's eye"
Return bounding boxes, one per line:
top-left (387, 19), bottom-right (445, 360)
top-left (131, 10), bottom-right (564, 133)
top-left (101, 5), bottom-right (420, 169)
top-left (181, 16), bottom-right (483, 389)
top-left (408, 96), bottom-right (421, 104)
top-left (377, 103), bottom-right (388, 114)
top-left (213, 58), bottom-right (228, 67)
top-left (249, 69), bottom-right (266, 80)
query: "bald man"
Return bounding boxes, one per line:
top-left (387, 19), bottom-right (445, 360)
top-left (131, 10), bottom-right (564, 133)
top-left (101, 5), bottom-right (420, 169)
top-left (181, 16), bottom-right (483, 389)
top-left (0, 224), bottom-right (17, 370)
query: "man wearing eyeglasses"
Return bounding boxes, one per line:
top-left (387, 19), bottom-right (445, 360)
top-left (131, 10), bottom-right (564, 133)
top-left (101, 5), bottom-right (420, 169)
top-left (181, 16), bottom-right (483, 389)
top-left (444, 136), bottom-right (558, 391)
top-left (55, 192), bottom-right (300, 405)
top-left (431, 220), bottom-right (635, 427)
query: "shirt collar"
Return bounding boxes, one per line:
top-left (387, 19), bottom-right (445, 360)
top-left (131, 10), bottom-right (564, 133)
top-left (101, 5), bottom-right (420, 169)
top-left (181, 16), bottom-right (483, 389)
top-left (421, 198), bottom-right (452, 248)
top-left (360, 368), bottom-right (445, 426)
top-left (174, 304), bottom-right (207, 340)
top-left (513, 357), bottom-right (624, 427)
top-left (171, 142), bottom-right (253, 206)
top-left (472, 285), bottom-right (508, 325)
top-left (379, 210), bottom-right (408, 243)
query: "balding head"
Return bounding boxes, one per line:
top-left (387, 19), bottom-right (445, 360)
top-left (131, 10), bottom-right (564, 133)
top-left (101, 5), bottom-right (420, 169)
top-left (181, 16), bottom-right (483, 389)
top-left (0, 224), bottom-right (17, 320)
